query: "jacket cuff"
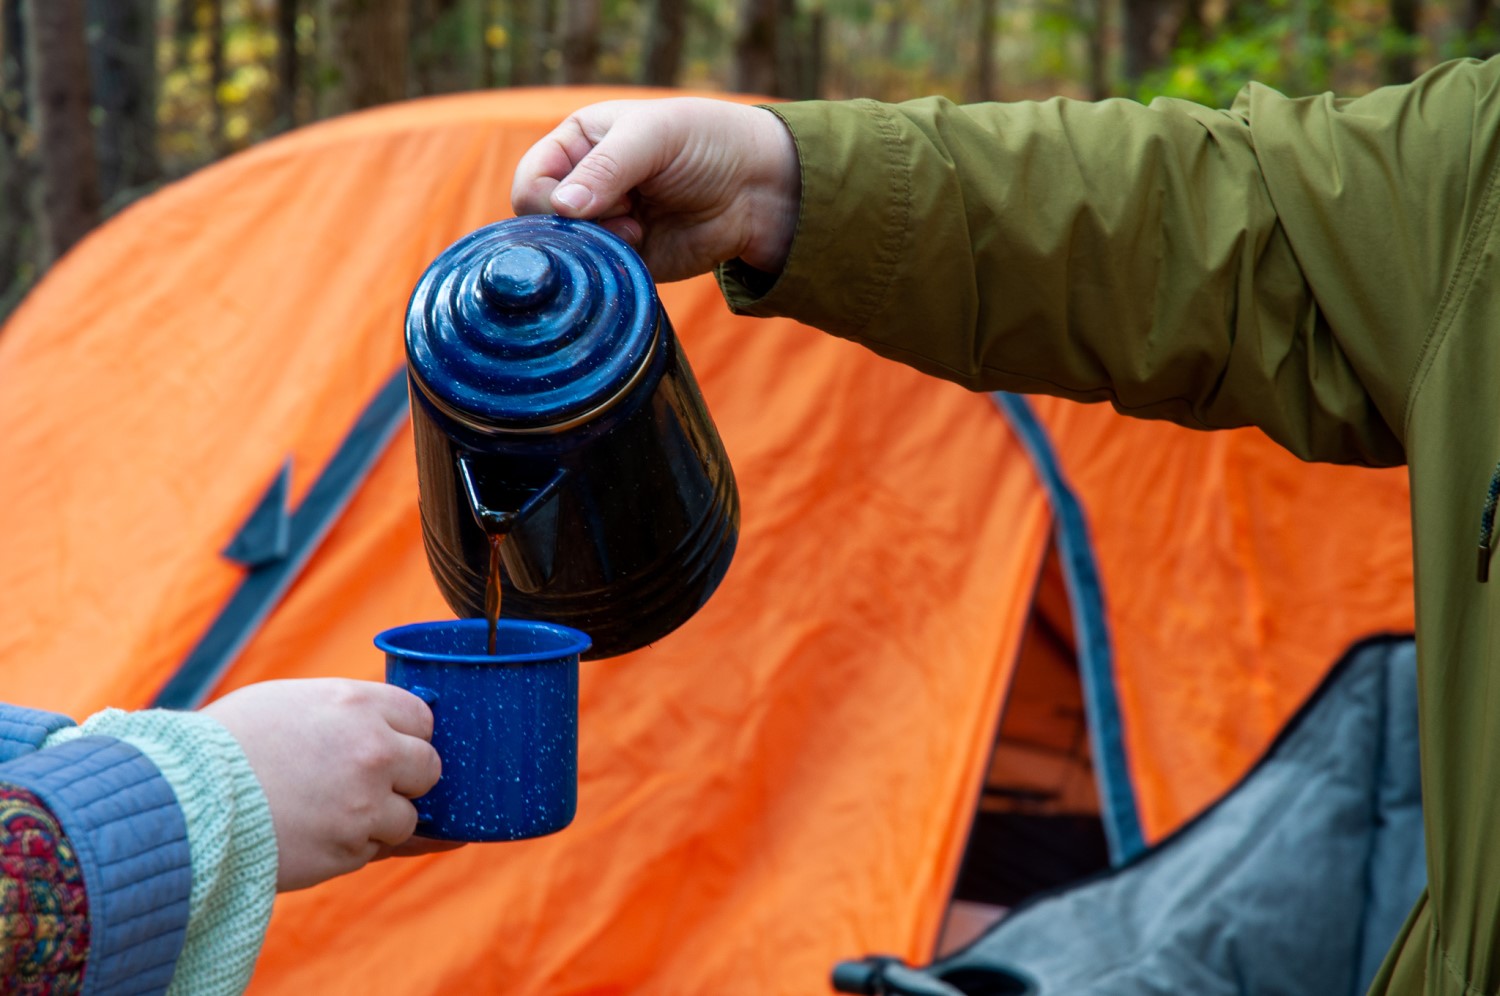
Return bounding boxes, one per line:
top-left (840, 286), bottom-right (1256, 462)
top-left (716, 99), bottom-right (911, 340)
top-left (2, 735), bottom-right (192, 996)
top-left (0, 703), bottom-right (77, 762)
top-left (47, 710), bottom-right (278, 996)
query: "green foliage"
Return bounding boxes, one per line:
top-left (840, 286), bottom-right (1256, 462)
top-left (8, 0), bottom-right (1500, 326)
top-left (1134, 0), bottom-right (1332, 106)
top-left (158, 0), bottom-right (282, 173)
top-left (1130, 0), bottom-right (1492, 108)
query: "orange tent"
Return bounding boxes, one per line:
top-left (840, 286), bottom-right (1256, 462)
top-left (0, 88), bottom-right (1413, 994)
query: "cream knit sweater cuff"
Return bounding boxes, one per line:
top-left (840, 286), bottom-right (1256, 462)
top-left (46, 709), bottom-right (278, 996)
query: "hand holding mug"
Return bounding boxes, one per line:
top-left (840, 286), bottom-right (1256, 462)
top-left (202, 678), bottom-right (453, 892)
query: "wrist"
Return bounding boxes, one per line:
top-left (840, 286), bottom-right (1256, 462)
top-left (739, 106), bottom-right (801, 276)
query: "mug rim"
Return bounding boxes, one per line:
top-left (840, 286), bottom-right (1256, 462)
top-left (375, 618), bottom-right (592, 663)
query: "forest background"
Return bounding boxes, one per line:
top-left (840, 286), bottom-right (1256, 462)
top-left (2, 0), bottom-right (1495, 319)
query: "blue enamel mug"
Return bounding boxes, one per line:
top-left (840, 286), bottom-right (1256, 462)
top-left (376, 618), bottom-right (591, 842)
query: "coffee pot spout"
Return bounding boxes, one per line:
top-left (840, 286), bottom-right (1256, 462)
top-left (456, 454), bottom-right (568, 536)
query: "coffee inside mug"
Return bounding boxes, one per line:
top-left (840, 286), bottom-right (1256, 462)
top-left (378, 618), bottom-right (590, 660)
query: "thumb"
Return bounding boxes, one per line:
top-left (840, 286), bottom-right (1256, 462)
top-left (549, 115), bottom-right (671, 219)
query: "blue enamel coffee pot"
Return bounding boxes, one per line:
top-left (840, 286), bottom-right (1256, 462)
top-left (404, 216), bottom-right (739, 659)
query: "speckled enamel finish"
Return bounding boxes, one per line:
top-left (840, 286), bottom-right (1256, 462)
top-left (404, 215), bottom-right (657, 431)
top-left (402, 216), bottom-right (741, 659)
top-left (377, 618), bottom-right (590, 842)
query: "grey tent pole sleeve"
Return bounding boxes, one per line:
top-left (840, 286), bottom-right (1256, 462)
top-left (992, 391), bottom-right (1145, 865)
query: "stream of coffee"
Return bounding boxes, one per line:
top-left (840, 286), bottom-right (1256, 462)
top-left (484, 529), bottom-right (507, 655)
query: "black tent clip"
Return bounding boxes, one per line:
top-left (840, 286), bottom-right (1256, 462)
top-left (1479, 459), bottom-right (1500, 583)
top-left (830, 957), bottom-right (966, 996)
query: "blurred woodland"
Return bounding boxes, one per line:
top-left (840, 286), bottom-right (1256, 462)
top-left (1, 0), bottom-right (1496, 317)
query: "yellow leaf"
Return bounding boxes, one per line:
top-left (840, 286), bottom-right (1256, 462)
top-left (218, 79), bottom-right (250, 106)
top-left (1171, 65), bottom-right (1198, 90)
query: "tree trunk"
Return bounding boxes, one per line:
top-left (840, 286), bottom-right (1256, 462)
top-left (85, 0), bottom-right (160, 205)
top-left (1080, 0), bottom-right (1108, 99)
top-left (0, 0), bottom-right (34, 310)
top-left (1465, 0), bottom-right (1497, 50)
top-left (560, 0), bottom-right (599, 84)
top-left (276, 0), bottom-right (300, 128)
top-left (1122, 0), bottom-right (1185, 82)
top-left (1385, 0), bottom-right (1420, 82)
top-left (974, 0), bottom-right (999, 101)
top-left (479, 0), bottom-right (497, 89)
top-left (540, 0), bottom-right (558, 81)
top-left (504, 0), bottom-right (527, 86)
top-left (409, 0), bottom-right (430, 91)
top-left (643, 0), bottom-right (686, 86)
top-left (205, 0), bottom-right (226, 155)
top-left (775, 0), bottom-right (816, 99)
top-left (1179, 0), bottom-right (1209, 43)
top-left (21, 0), bottom-right (99, 265)
top-left (509, 0), bottom-right (556, 85)
top-left (881, 7), bottom-right (904, 64)
top-left (321, 0), bottom-right (410, 113)
top-left (1290, 0), bottom-right (1332, 92)
top-left (733, 0), bottom-right (777, 96)
top-left (410, 0), bottom-right (475, 94)
top-left (507, 0), bottom-right (535, 85)
top-left (804, 8), bottom-right (824, 98)
top-left (173, 0), bottom-right (196, 71)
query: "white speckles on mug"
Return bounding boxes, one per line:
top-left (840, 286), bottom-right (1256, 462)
top-left (377, 618), bottom-right (589, 842)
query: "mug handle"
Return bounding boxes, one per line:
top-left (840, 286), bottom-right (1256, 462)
top-left (410, 685), bottom-right (440, 827)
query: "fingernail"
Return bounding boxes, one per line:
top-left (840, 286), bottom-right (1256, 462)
top-left (553, 184), bottom-right (592, 214)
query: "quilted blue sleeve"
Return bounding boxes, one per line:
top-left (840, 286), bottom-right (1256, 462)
top-left (1, 704), bottom-right (193, 996)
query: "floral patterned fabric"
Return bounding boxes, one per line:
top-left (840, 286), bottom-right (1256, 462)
top-left (0, 785), bottom-right (88, 995)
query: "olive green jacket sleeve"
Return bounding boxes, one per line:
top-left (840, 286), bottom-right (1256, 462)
top-left (720, 57), bottom-right (1500, 468)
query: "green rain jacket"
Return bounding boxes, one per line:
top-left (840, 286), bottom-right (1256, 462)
top-left (719, 56), bottom-right (1500, 996)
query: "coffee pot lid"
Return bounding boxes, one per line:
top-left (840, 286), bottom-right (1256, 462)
top-left (405, 216), bottom-right (658, 431)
